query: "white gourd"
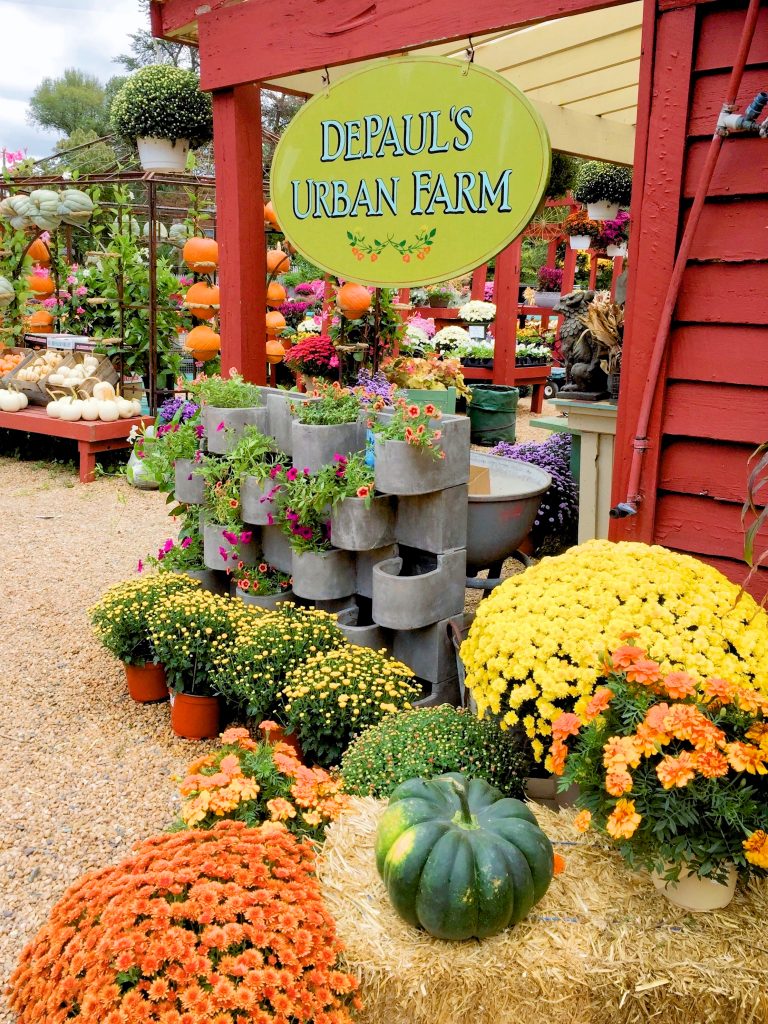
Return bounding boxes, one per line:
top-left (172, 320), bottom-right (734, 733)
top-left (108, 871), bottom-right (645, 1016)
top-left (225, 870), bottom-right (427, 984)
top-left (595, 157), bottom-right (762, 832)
top-left (93, 381), bottom-right (116, 402)
top-left (116, 397), bottom-right (134, 419)
top-left (81, 397), bottom-right (99, 421)
top-left (46, 400), bottom-right (62, 418)
top-left (98, 400), bottom-right (120, 422)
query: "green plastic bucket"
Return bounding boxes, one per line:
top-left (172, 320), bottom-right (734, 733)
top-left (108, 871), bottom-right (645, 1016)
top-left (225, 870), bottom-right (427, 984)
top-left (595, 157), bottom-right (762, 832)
top-left (468, 384), bottom-right (519, 445)
top-left (400, 387), bottom-right (457, 414)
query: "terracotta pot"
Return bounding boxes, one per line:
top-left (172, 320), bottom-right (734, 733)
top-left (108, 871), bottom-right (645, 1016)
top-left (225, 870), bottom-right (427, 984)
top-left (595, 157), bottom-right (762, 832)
top-left (170, 692), bottom-right (220, 739)
top-left (259, 722), bottom-right (302, 760)
top-left (124, 662), bottom-right (168, 703)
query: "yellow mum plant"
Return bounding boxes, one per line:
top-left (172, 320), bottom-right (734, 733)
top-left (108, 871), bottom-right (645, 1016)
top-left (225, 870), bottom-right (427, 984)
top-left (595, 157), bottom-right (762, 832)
top-left (460, 540), bottom-right (768, 762)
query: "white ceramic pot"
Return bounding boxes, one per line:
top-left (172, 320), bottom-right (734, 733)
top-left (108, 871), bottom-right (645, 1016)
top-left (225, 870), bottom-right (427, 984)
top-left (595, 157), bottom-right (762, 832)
top-left (606, 242), bottom-right (628, 258)
top-left (533, 291), bottom-right (561, 309)
top-left (587, 199), bottom-right (620, 220)
top-left (651, 863), bottom-right (737, 912)
top-left (137, 136), bottom-right (190, 173)
top-left (569, 234), bottom-right (592, 250)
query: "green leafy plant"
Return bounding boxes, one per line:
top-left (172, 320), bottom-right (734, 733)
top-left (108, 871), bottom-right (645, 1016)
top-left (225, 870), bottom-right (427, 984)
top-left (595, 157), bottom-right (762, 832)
top-left (226, 424), bottom-right (278, 481)
top-left (341, 706), bottom-right (530, 798)
top-left (145, 527), bottom-right (205, 574)
top-left (425, 286), bottom-right (454, 306)
top-left (200, 458), bottom-right (242, 528)
top-left (110, 65), bottom-right (213, 147)
top-left (293, 386), bottom-right (361, 425)
top-left (136, 418), bottom-right (202, 494)
top-left (282, 645), bottom-right (421, 766)
top-left (371, 396), bottom-right (446, 458)
top-left (190, 371), bottom-right (263, 409)
top-left (547, 152), bottom-right (580, 198)
top-left (573, 161), bottom-right (633, 206)
top-left (230, 560), bottom-right (292, 597)
top-left (89, 573), bottom-right (199, 666)
top-left (327, 451), bottom-right (375, 506)
top-left (272, 465), bottom-right (334, 553)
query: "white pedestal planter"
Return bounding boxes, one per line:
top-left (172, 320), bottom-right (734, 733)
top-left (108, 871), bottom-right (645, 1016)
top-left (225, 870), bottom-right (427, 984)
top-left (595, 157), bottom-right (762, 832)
top-left (240, 475), bottom-right (277, 525)
top-left (174, 458), bottom-right (205, 505)
top-left (291, 420), bottom-right (364, 474)
top-left (203, 521), bottom-right (259, 570)
top-left (651, 864), bottom-right (737, 911)
top-left (261, 524), bottom-right (293, 573)
top-left (291, 548), bottom-right (356, 600)
top-left (587, 200), bottom-right (620, 220)
top-left (569, 234), bottom-right (592, 250)
top-left (204, 406), bottom-right (268, 455)
top-left (137, 136), bottom-right (189, 173)
top-left (373, 415), bottom-right (470, 496)
top-left (330, 495), bottom-right (396, 551)
top-left (372, 549), bottom-right (466, 630)
top-left (230, 582), bottom-right (294, 610)
top-left (606, 243), bottom-right (628, 258)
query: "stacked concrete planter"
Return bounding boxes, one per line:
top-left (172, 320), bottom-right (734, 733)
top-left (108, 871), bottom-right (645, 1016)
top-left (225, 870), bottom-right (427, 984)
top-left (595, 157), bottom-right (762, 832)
top-left (372, 549), bottom-right (466, 630)
top-left (291, 419), bottom-right (365, 474)
top-left (240, 475), bottom-right (277, 526)
top-left (373, 414), bottom-right (471, 495)
top-left (230, 581), bottom-right (295, 610)
top-left (185, 568), bottom-right (230, 596)
top-left (291, 548), bottom-right (356, 600)
top-left (261, 524), bottom-right (293, 573)
top-left (203, 520), bottom-right (260, 570)
top-left (174, 459), bottom-right (205, 505)
top-left (204, 405), bottom-right (268, 455)
top-left (264, 390), bottom-right (316, 455)
top-left (330, 495), bottom-right (396, 551)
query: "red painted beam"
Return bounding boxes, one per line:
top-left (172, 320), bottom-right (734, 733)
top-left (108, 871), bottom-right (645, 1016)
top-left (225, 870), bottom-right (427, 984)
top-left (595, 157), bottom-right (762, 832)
top-left (197, 0), bottom-right (630, 89)
top-left (212, 84), bottom-right (266, 383)
top-left (492, 239), bottom-right (523, 387)
top-left (152, 0), bottom-right (230, 37)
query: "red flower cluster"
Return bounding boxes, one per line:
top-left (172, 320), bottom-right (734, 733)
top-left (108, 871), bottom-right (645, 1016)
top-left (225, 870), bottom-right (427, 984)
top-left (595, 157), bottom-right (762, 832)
top-left (8, 822), bottom-right (361, 1024)
top-left (284, 336), bottom-right (339, 378)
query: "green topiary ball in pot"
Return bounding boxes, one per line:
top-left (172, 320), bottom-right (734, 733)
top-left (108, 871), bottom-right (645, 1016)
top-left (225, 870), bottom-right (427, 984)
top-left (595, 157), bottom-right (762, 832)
top-left (110, 64), bottom-right (213, 149)
top-left (340, 705), bottom-right (530, 798)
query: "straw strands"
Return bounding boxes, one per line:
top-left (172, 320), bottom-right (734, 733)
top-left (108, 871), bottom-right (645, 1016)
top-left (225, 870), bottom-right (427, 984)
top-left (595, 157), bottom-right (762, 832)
top-left (318, 798), bottom-right (768, 1024)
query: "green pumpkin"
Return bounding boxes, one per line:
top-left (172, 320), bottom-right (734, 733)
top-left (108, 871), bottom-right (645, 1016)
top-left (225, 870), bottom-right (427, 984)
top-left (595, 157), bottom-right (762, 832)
top-left (28, 190), bottom-right (62, 232)
top-left (375, 773), bottom-right (554, 941)
top-left (0, 275), bottom-right (15, 308)
top-left (58, 188), bottom-right (94, 226)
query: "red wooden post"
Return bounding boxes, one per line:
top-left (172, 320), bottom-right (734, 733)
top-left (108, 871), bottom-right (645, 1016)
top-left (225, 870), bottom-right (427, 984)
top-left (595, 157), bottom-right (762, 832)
top-left (561, 245), bottom-right (577, 294)
top-left (321, 276), bottom-right (334, 333)
top-left (588, 252), bottom-right (599, 290)
top-left (212, 84), bottom-right (266, 383)
top-left (610, 256), bottom-right (625, 299)
top-left (492, 238), bottom-right (522, 386)
top-left (471, 265), bottom-right (488, 300)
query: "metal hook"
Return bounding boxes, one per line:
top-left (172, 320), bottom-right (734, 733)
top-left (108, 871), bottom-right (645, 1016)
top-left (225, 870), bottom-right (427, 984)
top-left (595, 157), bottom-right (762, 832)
top-left (462, 37), bottom-right (475, 75)
top-left (321, 67), bottom-right (331, 93)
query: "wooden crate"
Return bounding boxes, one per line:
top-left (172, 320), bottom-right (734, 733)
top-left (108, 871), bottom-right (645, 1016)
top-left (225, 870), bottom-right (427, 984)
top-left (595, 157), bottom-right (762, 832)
top-left (5, 349), bottom-right (67, 405)
top-left (0, 347), bottom-right (35, 384)
top-left (46, 352), bottom-right (119, 398)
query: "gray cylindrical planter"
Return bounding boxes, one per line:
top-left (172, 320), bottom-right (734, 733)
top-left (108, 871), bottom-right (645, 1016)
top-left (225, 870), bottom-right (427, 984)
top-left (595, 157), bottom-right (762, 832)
top-left (203, 520), bottom-right (259, 570)
top-left (372, 550), bottom-right (466, 630)
top-left (204, 406), bottom-right (268, 455)
top-left (291, 420), bottom-right (364, 474)
top-left (240, 475), bottom-right (277, 525)
top-left (291, 548), bottom-right (356, 600)
top-left (330, 495), bottom-right (396, 551)
top-left (373, 414), bottom-right (470, 495)
top-left (230, 582), bottom-right (294, 609)
top-left (184, 568), bottom-right (230, 596)
top-left (261, 524), bottom-right (294, 573)
top-left (336, 605), bottom-right (390, 651)
top-left (265, 391), bottom-right (316, 454)
top-left (174, 458), bottom-right (205, 505)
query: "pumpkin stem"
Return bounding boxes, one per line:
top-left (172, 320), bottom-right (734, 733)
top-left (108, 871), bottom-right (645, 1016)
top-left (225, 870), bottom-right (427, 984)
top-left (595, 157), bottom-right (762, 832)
top-left (448, 779), bottom-right (475, 827)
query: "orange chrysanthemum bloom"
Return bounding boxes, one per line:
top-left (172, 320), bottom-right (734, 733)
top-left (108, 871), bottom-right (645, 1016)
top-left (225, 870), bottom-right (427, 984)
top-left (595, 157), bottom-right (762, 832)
top-left (656, 751), bottom-right (697, 789)
top-left (661, 671), bottom-right (697, 700)
top-left (625, 657), bottom-right (662, 686)
top-left (552, 712), bottom-right (581, 740)
top-left (584, 687), bottom-right (613, 721)
top-left (7, 823), bottom-right (361, 1024)
top-left (725, 741), bottom-right (768, 775)
top-left (606, 799), bottom-right (642, 840)
top-left (743, 830), bottom-right (768, 869)
top-left (610, 645), bottom-right (645, 669)
top-left (573, 809), bottom-right (592, 833)
top-left (694, 749), bottom-right (730, 778)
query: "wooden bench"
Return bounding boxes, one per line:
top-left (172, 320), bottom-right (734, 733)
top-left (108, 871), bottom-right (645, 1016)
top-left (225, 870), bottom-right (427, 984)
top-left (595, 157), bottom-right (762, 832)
top-left (0, 406), bottom-right (152, 483)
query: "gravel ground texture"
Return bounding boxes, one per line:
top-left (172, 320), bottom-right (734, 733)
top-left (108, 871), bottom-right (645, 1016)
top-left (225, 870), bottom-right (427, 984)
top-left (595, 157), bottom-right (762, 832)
top-left (0, 400), bottom-right (555, 1020)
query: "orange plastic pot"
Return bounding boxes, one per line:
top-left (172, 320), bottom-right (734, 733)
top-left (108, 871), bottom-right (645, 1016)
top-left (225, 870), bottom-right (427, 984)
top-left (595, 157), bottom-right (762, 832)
top-left (259, 722), bottom-right (303, 761)
top-left (171, 692), bottom-right (220, 739)
top-left (124, 662), bottom-right (168, 703)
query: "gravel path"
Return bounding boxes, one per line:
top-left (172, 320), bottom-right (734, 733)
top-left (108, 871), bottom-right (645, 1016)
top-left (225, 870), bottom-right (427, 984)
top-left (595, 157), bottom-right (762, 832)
top-left (0, 460), bottom-right (199, 1023)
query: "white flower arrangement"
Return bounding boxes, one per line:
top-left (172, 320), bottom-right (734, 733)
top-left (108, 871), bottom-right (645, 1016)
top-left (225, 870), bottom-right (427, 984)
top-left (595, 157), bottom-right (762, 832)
top-left (405, 324), bottom-right (429, 346)
top-left (432, 325), bottom-right (472, 348)
top-left (457, 300), bottom-right (497, 324)
top-left (297, 317), bottom-right (321, 334)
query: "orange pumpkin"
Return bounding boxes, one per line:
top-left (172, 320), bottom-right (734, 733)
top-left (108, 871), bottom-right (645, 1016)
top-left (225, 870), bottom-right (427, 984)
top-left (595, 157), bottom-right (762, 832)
top-left (266, 338), bottom-right (285, 364)
top-left (264, 201), bottom-right (281, 231)
top-left (27, 238), bottom-right (51, 265)
top-left (266, 310), bottom-right (286, 337)
top-left (266, 248), bottom-right (290, 275)
top-left (266, 281), bottom-right (287, 308)
top-left (27, 274), bottom-right (55, 298)
top-left (183, 236), bottom-right (219, 273)
top-left (184, 324), bottom-right (221, 361)
top-left (337, 282), bottom-right (372, 318)
top-left (184, 282), bottom-right (220, 321)
top-left (25, 309), bottom-right (54, 333)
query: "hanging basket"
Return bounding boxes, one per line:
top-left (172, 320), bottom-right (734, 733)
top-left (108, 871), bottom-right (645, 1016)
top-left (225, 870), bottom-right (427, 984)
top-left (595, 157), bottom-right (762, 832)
top-left (586, 199), bottom-right (620, 220)
top-left (137, 136), bottom-right (189, 173)
top-left (606, 242), bottom-right (628, 258)
top-left (569, 234), bottom-right (592, 251)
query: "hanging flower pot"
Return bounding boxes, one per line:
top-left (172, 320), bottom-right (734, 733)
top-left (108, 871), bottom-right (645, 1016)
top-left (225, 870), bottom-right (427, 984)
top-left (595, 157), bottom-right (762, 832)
top-left (291, 548), bottom-right (356, 601)
top-left (330, 495), bottom-right (396, 551)
top-left (123, 662), bottom-right (168, 703)
top-left (569, 234), bottom-right (592, 250)
top-left (137, 136), bottom-right (190, 173)
top-left (170, 692), bottom-right (220, 739)
top-left (651, 863), bottom-right (737, 912)
top-left (586, 199), bottom-right (620, 220)
top-left (606, 242), bottom-right (628, 258)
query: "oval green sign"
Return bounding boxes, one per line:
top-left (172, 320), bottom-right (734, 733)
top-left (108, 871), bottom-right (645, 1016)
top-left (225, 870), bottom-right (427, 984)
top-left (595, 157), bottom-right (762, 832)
top-left (270, 56), bottom-right (551, 288)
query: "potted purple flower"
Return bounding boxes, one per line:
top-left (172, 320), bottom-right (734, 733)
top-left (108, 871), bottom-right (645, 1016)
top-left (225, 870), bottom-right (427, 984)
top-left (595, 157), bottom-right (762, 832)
top-left (534, 266), bottom-right (563, 308)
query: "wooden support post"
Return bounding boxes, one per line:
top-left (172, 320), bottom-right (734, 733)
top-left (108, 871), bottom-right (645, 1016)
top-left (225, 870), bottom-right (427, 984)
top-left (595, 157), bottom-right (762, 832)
top-left (492, 238), bottom-right (522, 386)
top-left (588, 252), bottom-right (599, 290)
top-left (562, 245), bottom-right (577, 295)
top-left (471, 265), bottom-right (487, 300)
top-left (212, 84), bottom-right (265, 383)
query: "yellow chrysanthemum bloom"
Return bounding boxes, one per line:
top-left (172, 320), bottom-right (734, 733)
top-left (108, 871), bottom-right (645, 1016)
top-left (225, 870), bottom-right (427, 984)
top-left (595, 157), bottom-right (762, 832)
top-left (461, 540), bottom-right (768, 759)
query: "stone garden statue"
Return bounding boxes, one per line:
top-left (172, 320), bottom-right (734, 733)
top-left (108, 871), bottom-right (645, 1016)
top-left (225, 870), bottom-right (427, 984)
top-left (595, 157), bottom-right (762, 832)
top-left (553, 289), bottom-right (609, 399)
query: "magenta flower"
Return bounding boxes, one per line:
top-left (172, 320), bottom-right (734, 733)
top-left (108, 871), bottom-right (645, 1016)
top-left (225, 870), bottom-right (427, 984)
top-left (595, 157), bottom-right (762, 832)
top-left (222, 530), bottom-right (238, 544)
top-left (218, 547), bottom-right (229, 561)
top-left (180, 536), bottom-right (192, 549)
top-left (239, 530), bottom-right (253, 543)
top-left (194, 424), bottom-right (205, 439)
top-left (66, 275), bottom-right (77, 285)
top-left (332, 453), bottom-right (347, 464)
top-left (163, 538), bottom-right (175, 553)
top-left (76, 307), bottom-right (85, 315)
top-left (136, 559), bottom-right (143, 573)
top-left (75, 285), bottom-right (88, 297)
top-left (216, 421), bottom-right (225, 432)
top-left (286, 467), bottom-right (298, 482)
top-left (267, 513), bottom-right (275, 525)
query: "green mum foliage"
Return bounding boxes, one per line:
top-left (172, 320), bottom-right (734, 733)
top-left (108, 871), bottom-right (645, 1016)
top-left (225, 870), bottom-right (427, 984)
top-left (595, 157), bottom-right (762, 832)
top-left (110, 65), bottom-right (213, 148)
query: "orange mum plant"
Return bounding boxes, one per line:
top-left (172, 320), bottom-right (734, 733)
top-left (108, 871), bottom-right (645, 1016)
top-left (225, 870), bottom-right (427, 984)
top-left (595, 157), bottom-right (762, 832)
top-left (176, 726), bottom-right (349, 842)
top-left (8, 821), bottom-right (361, 1024)
top-left (554, 644), bottom-right (768, 884)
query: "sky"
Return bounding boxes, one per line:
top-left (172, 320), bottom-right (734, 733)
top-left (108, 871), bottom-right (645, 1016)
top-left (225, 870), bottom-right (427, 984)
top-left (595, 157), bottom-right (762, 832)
top-left (0, 0), bottom-right (147, 158)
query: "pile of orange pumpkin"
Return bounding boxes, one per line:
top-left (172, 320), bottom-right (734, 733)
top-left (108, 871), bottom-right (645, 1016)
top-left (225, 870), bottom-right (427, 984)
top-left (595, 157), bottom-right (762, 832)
top-left (0, 350), bottom-right (24, 378)
top-left (181, 237), bottom-right (221, 362)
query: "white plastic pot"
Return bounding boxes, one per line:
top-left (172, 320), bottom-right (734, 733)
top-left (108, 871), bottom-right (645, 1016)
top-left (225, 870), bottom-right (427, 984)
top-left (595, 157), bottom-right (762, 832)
top-left (137, 137), bottom-right (189, 173)
top-left (606, 242), bottom-right (628, 258)
top-left (569, 234), bottom-right (592, 250)
top-left (586, 199), bottom-right (620, 220)
top-left (651, 863), bottom-right (737, 912)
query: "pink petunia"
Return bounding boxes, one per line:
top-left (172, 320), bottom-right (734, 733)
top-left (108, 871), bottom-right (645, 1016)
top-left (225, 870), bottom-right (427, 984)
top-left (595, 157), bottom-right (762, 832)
top-left (218, 547), bottom-right (229, 561)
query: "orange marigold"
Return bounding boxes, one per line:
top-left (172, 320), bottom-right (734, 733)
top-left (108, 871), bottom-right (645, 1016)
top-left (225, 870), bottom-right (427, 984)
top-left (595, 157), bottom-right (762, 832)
top-left (610, 645), bottom-right (645, 669)
top-left (549, 738), bottom-right (568, 776)
top-left (693, 749), bottom-right (730, 779)
top-left (699, 677), bottom-right (736, 706)
top-left (7, 823), bottom-right (361, 1024)
top-left (725, 741), bottom-right (768, 775)
top-left (625, 657), bottom-right (662, 686)
top-left (552, 712), bottom-right (581, 740)
top-left (606, 799), bottom-right (642, 840)
top-left (743, 830), bottom-right (768, 870)
top-left (661, 671), bottom-right (697, 700)
top-left (573, 809), bottom-right (592, 833)
top-left (656, 751), bottom-right (697, 789)
top-left (584, 687), bottom-right (613, 721)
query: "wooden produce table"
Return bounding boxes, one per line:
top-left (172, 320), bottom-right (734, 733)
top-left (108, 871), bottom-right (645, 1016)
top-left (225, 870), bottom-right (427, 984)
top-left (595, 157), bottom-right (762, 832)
top-left (0, 406), bottom-right (151, 483)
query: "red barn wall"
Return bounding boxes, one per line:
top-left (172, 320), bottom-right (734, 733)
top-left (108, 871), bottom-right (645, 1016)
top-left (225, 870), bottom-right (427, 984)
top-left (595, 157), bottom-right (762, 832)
top-left (611, 0), bottom-right (768, 602)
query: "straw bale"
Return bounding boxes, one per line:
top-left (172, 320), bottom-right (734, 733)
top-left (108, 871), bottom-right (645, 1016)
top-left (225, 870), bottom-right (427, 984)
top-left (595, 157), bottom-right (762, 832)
top-left (318, 798), bottom-right (768, 1024)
